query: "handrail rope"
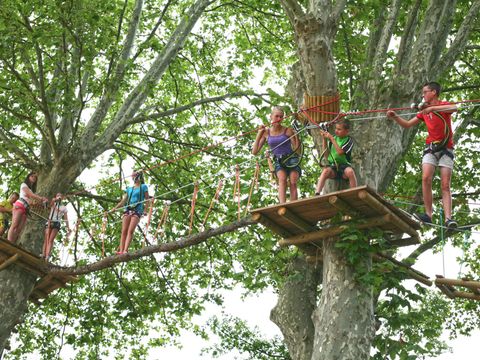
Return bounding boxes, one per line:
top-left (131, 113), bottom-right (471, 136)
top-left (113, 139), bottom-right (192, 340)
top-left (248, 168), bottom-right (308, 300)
top-left (70, 126), bottom-right (310, 223)
top-left (42, 99), bottom-right (480, 224)
top-left (50, 98), bottom-right (480, 204)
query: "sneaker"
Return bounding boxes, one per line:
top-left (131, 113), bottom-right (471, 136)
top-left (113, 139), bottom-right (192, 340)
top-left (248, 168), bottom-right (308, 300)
top-left (445, 218), bottom-right (458, 229)
top-left (414, 213), bottom-right (432, 224)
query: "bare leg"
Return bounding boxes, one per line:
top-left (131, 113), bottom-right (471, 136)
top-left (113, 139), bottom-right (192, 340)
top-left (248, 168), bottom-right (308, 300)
top-left (123, 216), bottom-right (140, 253)
top-left (439, 166), bottom-right (453, 220)
top-left (422, 163), bottom-right (435, 218)
top-left (8, 209), bottom-right (26, 243)
top-left (289, 170), bottom-right (300, 201)
top-left (343, 167), bottom-right (357, 188)
top-left (119, 215), bottom-right (132, 253)
top-left (45, 228), bottom-right (59, 259)
top-left (43, 227), bottom-right (49, 257)
top-left (277, 170), bottom-right (288, 203)
top-left (315, 167), bottom-right (334, 194)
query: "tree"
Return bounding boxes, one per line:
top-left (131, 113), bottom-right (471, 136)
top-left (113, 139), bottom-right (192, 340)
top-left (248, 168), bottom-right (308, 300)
top-left (1, 0), bottom-right (480, 359)
top-left (270, 1), bottom-right (480, 359)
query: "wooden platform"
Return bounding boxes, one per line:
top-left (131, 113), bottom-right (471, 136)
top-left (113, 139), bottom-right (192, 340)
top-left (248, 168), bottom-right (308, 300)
top-left (0, 238), bottom-right (78, 303)
top-left (435, 275), bottom-right (480, 301)
top-left (251, 186), bottom-right (420, 249)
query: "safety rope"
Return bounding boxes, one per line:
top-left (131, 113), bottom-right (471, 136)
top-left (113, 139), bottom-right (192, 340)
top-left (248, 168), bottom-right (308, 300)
top-left (245, 162), bottom-right (260, 216)
top-left (188, 182), bottom-right (199, 235)
top-left (202, 179), bottom-right (224, 230)
top-left (154, 202), bottom-right (170, 242)
top-left (144, 198), bottom-right (155, 243)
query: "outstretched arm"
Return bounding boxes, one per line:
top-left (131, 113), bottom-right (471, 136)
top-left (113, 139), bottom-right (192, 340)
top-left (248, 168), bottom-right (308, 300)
top-left (387, 110), bottom-right (421, 128)
top-left (111, 193), bottom-right (128, 213)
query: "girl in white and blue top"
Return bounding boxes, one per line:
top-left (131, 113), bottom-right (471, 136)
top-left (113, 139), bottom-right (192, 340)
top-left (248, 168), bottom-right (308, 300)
top-left (111, 171), bottom-right (150, 254)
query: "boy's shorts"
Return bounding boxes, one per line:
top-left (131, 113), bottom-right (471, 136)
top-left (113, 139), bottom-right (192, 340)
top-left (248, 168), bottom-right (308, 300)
top-left (329, 164), bottom-right (352, 179)
top-left (422, 148), bottom-right (454, 169)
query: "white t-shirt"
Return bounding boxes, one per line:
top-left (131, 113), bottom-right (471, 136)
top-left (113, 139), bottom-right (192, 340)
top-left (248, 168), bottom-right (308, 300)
top-left (20, 183), bottom-right (32, 203)
top-left (49, 204), bottom-right (67, 222)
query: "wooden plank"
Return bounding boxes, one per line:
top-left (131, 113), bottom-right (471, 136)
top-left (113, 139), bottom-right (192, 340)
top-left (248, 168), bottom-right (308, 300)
top-left (279, 214), bottom-right (391, 247)
top-left (277, 207), bottom-right (316, 233)
top-left (328, 195), bottom-right (358, 217)
top-left (0, 253), bottom-right (20, 271)
top-left (0, 239), bottom-right (48, 275)
top-left (437, 284), bottom-right (456, 299)
top-left (251, 213), bottom-right (292, 238)
top-left (435, 277), bottom-right (480, 292)
top-left (306, 255), bottom-right (323, 264)
top-left (373, 253), bottom-right (432, 287)
top-left (386, 236), bottom-right (420, 247)
top-left (451, 290), bottom-right (480, 301)
top-left (358, 190), bottom-right (418, 238)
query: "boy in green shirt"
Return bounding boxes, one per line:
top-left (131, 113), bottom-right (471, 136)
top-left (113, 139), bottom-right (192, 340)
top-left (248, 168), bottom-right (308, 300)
top-left (315, 120), bottom-right (357, 195)
top-left (0, 192), bottom-right (20, 236)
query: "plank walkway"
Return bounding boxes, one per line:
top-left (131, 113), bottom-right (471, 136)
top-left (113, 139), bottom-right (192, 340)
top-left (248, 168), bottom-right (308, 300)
top-left (0, 238), bottom-right (78, 303)
top-left (251, 185), bottom-right (420, 250)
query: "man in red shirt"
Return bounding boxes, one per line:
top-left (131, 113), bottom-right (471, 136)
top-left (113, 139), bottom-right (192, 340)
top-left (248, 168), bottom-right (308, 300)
top-left (387, 82), bottom-right (457, 228)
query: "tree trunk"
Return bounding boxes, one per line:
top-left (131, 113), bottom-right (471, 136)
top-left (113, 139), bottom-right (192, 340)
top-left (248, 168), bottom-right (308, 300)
top-left (271, 257), bottom-right (322, 360)
top-left (311, 239), bottom-right (374, 359)
top-left (0, 163), bottom-right (81, 351)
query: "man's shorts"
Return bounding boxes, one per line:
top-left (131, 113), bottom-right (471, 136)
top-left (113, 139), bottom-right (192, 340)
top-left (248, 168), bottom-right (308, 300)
top-left (422, 148), bottom-right (454, 169)
top-left (274, 154), bottom-right (302, 177)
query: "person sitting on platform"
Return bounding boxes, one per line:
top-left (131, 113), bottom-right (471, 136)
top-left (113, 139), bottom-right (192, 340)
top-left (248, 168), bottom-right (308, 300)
top-left (8, 172), bottom-right (48, 243)
top-left (252, 106), bottom-right (301, 203)
top-left (315, 119), bottom-right (357, 195)
top-left (110, 170), bottom-right (150, 254)
top-left (387, 81), bottom-right (457, 228)
top-left (42, 193), bottom-right (71, 261)
top-left (0, 192), bottom-right (20, 237)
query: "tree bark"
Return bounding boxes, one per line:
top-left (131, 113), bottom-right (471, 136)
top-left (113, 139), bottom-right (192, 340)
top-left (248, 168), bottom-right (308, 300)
top-left (311, 239), bottom-right (374, 359)
top-left (271, 257), bottom-right (322, 360)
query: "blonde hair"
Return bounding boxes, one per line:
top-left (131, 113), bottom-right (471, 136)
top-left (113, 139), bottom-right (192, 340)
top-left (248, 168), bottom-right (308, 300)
top-left (271, 106), bottom-right (284, 115)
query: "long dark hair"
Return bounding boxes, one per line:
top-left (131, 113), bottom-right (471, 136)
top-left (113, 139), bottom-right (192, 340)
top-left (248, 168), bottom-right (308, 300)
top-left (133, 170), bottom-right (145, 184)
top-left (23, 172), bottom-right (37, 193)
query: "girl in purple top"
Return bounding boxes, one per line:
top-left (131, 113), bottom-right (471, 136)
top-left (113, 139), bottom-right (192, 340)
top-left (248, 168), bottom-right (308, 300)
top-left (252, 107), bottom-right (301, 203)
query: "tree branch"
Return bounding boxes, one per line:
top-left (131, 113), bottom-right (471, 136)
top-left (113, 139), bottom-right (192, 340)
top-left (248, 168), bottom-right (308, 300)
top-left (371, 0), bottom-right (402, 81)
top-left (84, 0), bottom-right (215, 162)
top-left (394, 0), bottom-right (421, 76)
top-left (0, 127), bottom-right (39, 169)
top-left (80, 0), bottom-right (144, 148)
top-left (49, 217), bottom-right (256, 276)
top-left (279, 0), bottom-right (305, 25)
top-left (432, 0), bottom-right (480, 77)
top-left (131, 91), bottom-right (263, 123)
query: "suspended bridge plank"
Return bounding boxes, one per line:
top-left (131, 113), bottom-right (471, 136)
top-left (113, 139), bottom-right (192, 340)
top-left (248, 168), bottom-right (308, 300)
top-left (435, 275), bottom-right (480, 301)
top-left (251, 186), bottom-right (420, 248)
top-left (0, 238), bottom-right (78, 302)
